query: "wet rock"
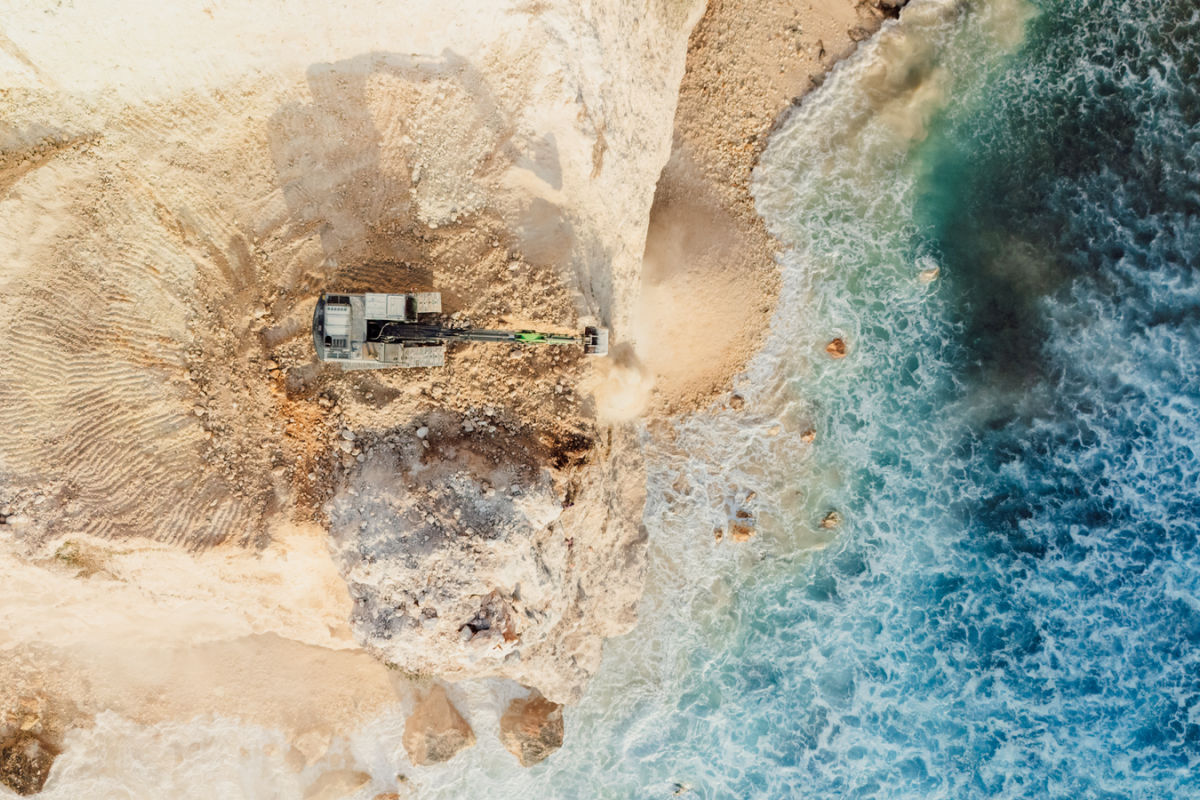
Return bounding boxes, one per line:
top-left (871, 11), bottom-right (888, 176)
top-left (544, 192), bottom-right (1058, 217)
top-left (918, 266), bottom-right (940, 284)
top-left (875, 0), bottom-right (910, 19)
top-left (728, 394), bottom-right (745, 410)
top-left (498, 692), bottom-right (564, 767)
top-left (821, 511), bottom-right (843, 529)
top-left (730, 523), bottom-right (755, 542)
top-left (402, 686), bottom-right (475, 765)
top-left (0, 732), bottom-right (57, 796)
top-left (800, 428), bottom-right (817, 443)
top-left (825, 338), bottom-right (848, 359)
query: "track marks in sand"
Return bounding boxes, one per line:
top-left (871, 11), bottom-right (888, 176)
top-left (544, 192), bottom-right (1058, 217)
top-left (0, 94), bottom-right (285, 549)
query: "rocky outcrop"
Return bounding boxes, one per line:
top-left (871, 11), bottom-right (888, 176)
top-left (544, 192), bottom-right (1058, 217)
top-left (0, 732), bottom-right (57, 796)
top-left (498, 692), bottom-right (565, 767)
top-left (328, 422), bottom-right (647, 705)
top-left (401, 686), bottom-right (475, 766)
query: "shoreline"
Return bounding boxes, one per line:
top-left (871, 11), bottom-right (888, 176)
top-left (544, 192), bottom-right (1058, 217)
top-left (638, 0), bottom-right (900, 414)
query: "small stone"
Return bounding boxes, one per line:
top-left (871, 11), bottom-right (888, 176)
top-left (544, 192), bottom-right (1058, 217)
top-left (713, 527), bottom-right (725, 543)
top-left (416, 426), bottom-right (429, 439)
top-left (265, 359), bottom-right (279, 370)
top-left (825, 338), bottom-right (848, 358)
top-left (339, 440), bottom-right (354, 453)
top-left (462, 421), bottom-right (474, 433)
top-left (800, 428), bottom-right (816, 443)
top-left (340, 429), bottom-right (355, 441)
top-left (821, 511), bottom-right (843, 529)
top-left (508, 261), bottom-right (521, 271)
top-left (729, 394), bottom-right (745, 410)
top-left (5, 514), bottom-right (30, 528)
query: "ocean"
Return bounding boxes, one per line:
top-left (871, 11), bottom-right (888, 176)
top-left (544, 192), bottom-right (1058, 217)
top-left (486, 0), bottom-right (1199, 796)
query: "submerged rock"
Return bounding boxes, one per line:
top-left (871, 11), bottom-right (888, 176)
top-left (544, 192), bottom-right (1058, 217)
top-left (402, 685), bottom-right (475, 765)
top-left (825, 338), bottom-right (848, 358)
top-left (0, 732), bottom-right (57, 796)
top-left (821, 511), bottom-right (843, 529)
top-left (499, 692), bottom-right (564, 767)
top-left (730, 523), bottom-right (756, 542)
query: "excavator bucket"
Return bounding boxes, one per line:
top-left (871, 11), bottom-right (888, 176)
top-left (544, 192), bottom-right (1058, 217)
top-left (583, 326), bottom-right (609, 357)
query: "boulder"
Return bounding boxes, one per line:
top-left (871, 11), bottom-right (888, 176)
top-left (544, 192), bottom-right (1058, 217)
top-left (498, 692), bottom-right (564, 767)
top-left (402, 686), bottom-right (475, 765)
top-left (0, 732), bottom-right (57, 796)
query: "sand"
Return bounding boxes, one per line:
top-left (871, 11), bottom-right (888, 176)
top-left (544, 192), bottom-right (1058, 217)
top-left (0, 0), bottom-right (896, 792)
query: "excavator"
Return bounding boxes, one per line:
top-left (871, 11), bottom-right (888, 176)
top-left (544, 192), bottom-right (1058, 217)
top-left (312, 291), bottom-right (608, 369)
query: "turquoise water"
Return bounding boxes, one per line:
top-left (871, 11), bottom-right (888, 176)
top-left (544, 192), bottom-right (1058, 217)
top-left (412, 0), bottom-right (1200, 797)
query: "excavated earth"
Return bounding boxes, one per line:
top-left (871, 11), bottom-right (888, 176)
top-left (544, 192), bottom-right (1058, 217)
top-left (0, 0), bottom-right (702, 720)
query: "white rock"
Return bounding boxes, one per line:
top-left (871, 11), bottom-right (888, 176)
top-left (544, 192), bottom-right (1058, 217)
top-left (416, 426), bottom-right (429, 439)
top-left (341, 429), bottom-right (355, 441)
